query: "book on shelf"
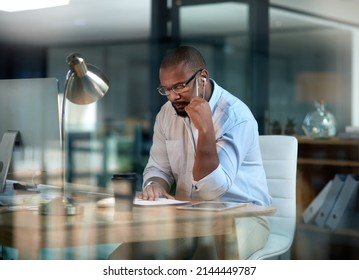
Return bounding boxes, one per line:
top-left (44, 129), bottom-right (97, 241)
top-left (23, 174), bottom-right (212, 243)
top-left (302, 180), bottom-right (333, 224)
top-left (325, 174), bottom-right (359, 230)
top-left (338, 126), bottom-right (359, 139)
top-left (345, 126), bottom-right (359, 133)
top-left (314, 174), bottom-right (347, 227)
top-left (338, 132), bottom-right (359, 139)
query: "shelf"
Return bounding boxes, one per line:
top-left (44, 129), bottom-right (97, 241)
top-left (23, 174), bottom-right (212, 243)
top-left (297, 136), bottom-right (359, 146)
top-left (298, 158), bottom-right (359, 167)
top-left (296, 136), bottom-right (359, 168)
top-left (293, 223), bottom-right (359, 259)
top-left (297, 223), bottom-right (359, 238)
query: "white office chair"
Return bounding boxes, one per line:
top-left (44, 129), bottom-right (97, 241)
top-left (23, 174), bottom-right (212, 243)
top-left (247, 135), bottom-right (298, 260)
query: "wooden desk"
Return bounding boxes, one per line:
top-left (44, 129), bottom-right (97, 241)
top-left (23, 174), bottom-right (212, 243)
top-left (0, 195), bottom-right (275, 260)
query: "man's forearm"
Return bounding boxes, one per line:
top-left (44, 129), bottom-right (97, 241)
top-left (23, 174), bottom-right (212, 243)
top-left (192, 129), bottom-right (219, 181)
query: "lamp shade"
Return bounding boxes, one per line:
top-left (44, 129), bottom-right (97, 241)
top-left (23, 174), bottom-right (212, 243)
top-left (65, 53), bottom-right (109, 105)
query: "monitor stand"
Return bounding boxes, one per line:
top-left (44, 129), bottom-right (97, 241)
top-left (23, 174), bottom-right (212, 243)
top-left (0, 130), bottom-right (19, 195)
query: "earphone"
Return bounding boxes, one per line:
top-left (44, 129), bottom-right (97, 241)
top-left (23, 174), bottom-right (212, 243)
top-left (201, 77), bottom-right (206, 98)
top-left (196, 77), bottom-right (206, 99)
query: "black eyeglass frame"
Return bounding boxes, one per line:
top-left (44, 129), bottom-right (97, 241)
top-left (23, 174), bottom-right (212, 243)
top-left (157, 69), bottom-right (203, 96)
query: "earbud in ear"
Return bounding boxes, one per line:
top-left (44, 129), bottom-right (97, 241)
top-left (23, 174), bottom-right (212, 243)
top-left (201, 78), bottom-right (206, 99)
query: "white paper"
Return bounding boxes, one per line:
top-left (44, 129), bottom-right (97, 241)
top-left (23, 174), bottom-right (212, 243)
top-left (134, 197), bottom-right (189, 206)
top-left (96, 197), bottom-right (189, 208)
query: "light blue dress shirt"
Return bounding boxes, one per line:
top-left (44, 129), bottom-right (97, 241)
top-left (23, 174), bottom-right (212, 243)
top-left (143, 80), bottom-right (272, 206)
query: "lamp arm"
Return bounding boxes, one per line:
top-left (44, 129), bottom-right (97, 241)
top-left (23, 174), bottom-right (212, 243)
top-left (61, 74), bottom-right (70, 202)
top-left (40, 79), bottom-right (79, 215)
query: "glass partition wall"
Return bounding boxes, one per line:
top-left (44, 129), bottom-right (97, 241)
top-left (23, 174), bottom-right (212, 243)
top-left (269, 7), bottom-right (359, 260)
top-left (179, 1), bottom-right (250, 102)
top-left (269, 7), bottom-right (354, 136)
top-left (44, 1), bottom-right (359, 259)
top-left (47, 0), bottom-right (254, 188)
top-left (48, 43), bottom-right (151, 188)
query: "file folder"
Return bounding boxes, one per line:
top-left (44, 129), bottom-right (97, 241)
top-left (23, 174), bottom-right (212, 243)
top-left (325, 174), bottom-right (359, 230)
top-left (302, 180), bottom-right (332, 224)
top-left (315, 174), bottom-right (346, 227)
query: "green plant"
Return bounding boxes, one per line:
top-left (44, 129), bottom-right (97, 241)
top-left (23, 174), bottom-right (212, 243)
top-left (286, 117), bottom-right (295, 126)
top-left (271, 120), bottom-right (282, 135)
top-left (284, 117), bottom-right (296, 135)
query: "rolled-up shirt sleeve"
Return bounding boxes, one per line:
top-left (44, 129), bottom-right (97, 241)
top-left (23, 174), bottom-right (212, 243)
top-left (191, 164), bottom-right (229, 200)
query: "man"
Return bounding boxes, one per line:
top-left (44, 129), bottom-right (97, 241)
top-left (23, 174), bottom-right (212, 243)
top-left (110, 46), bottom-right (271, 259)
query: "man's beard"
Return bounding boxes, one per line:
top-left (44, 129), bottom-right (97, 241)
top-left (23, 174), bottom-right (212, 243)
top-left (171, 102), bottom-right (189, 118)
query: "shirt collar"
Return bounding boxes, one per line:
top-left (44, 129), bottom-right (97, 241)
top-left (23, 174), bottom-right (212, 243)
top-left (208, 79), bottom-right (221, 113)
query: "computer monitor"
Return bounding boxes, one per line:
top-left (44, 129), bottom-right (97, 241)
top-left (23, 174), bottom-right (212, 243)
top-left (0, 78), bottom-right (62, 193)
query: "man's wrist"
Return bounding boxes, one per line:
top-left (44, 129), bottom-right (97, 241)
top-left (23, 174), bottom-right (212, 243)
top-left (144, 181), bottom-right (156, 188)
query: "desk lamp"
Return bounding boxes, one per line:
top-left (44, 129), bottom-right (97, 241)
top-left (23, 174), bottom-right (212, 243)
top-left (41, 53), bottom-right (109, 215)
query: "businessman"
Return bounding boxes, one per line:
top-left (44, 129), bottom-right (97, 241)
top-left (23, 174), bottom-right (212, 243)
top-left (109, 46), bottom-right (272, 259)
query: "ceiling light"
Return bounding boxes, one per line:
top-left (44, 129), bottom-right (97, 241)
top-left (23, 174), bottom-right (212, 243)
top-left (0, 0), bottom-right (70, 12)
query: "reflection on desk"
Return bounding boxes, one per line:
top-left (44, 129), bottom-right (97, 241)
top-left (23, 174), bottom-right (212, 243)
top-left (0, 190), bottom-right (275, 260)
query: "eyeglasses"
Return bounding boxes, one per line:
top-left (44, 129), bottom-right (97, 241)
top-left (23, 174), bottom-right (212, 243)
top-left (157, 69), bottom-right (203, 96)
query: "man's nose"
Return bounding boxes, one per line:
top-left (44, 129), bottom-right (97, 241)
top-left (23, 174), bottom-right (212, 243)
top-left (167, 90), bottom-right (181, 100)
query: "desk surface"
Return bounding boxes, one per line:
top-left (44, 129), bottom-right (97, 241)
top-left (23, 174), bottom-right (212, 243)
top-left (0, 191), bottom-right (275, 259)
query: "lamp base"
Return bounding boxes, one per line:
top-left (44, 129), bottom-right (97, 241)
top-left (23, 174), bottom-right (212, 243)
top-left (40, 196), bottom-right (83, 216)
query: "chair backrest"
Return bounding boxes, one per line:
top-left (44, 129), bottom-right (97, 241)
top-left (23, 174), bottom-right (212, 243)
top-left (259, 135), bottom-right (298, 240)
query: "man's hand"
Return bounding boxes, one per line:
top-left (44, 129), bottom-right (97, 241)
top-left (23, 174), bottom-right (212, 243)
top-left (185, 97), bottom-right (212, 133)
top-left (138, 181), bottom-right (175, 201)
